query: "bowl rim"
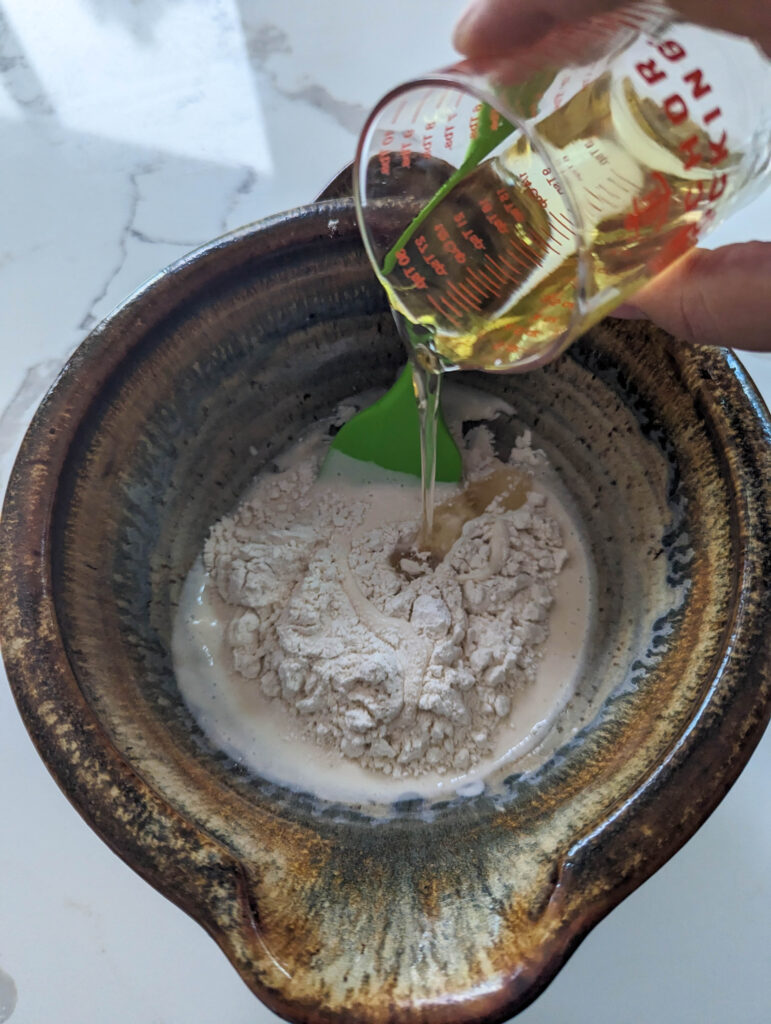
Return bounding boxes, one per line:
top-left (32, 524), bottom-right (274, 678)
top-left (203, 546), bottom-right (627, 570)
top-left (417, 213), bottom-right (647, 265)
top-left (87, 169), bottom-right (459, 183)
top-left (2, 197), bottom-right (771, 1023)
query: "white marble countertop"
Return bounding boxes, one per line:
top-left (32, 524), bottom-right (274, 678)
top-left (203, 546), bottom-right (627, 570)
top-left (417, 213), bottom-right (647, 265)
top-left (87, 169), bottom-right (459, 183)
top-left (1, 2), bottom-right (769, 1022)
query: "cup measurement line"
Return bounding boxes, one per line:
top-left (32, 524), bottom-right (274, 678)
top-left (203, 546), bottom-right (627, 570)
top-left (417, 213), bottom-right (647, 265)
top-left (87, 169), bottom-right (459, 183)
top-left (410, 90), bottom-right (431, 125)
top-left (427, 293), bottom-right (461, 327)
top-left (463, 275), bottom-right (489, 300)
top-left (447, 284), bottom-right (476, 312)
top-left (441, 294), bottom-right (465, 318)
top-left (389, 97), bottom-right (408, 126)
top-left (529, 227), bottom-right (564, 255)
top-left (507, 238), bottom-right (542, 268)
top-left (483, 258), bottom-right (507, 284)
top-left (547, 218), bottom-right (572, 241)
top-left (500, 253), bottom-right (527, 276)
top-left (553, 210), bottom-right (578, 229)
top-left (470, 267), bottom-right (503, 297)
top-left (598, 183), bottom-right (625, 200)
top-left (486, 254), bottom-right (520, 282)
top-left (453, 281), bottom-right (483, 308)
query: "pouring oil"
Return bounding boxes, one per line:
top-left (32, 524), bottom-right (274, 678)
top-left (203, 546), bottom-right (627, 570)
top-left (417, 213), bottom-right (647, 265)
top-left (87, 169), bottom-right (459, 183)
top-left (382, 69), bottom-right (734, 541)
top-left (381, 71), bottom-right (734, 373)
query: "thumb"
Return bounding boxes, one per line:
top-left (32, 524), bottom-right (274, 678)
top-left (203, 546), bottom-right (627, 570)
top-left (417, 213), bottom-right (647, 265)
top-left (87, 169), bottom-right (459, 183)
top-left (611, 242), bottom-right (771, 351)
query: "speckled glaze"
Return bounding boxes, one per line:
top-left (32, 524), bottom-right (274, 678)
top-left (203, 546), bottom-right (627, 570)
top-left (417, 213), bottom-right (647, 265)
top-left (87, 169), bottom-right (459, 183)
top-left (1, 200), bottom-right (770, 1024)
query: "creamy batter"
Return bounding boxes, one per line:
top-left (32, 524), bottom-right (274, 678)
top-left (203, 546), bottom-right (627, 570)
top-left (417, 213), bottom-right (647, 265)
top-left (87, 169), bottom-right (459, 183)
top-left (172, 385), bottom-right (592, 803)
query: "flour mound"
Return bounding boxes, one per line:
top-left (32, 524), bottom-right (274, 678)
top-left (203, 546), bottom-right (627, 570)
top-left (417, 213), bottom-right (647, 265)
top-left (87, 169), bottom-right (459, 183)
top-left (204, 432), bottom-right (568, 778)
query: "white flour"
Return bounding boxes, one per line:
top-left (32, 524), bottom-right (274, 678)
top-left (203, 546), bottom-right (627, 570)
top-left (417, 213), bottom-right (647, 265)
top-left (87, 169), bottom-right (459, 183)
top-left (202, 420), bottom-right (569, 778)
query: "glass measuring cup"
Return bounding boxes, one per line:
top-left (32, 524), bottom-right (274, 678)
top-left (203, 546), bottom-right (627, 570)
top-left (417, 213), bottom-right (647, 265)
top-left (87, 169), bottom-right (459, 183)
top-left (354, 2), bottom-right (771, 372)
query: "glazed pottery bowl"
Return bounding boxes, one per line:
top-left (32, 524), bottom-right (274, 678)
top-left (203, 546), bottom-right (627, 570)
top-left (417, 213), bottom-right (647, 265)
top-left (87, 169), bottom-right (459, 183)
top-left (2, 199), bottom-right (770, 1024)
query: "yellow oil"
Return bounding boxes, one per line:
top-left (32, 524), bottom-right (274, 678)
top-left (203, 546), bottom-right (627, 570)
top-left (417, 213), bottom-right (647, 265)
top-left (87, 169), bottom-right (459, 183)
top-left (382, 72), bottom-right (734, 372)
top-left (419, 466), bottom-right (531, 559)
top-left (392, 464), bottom-right (531, 567)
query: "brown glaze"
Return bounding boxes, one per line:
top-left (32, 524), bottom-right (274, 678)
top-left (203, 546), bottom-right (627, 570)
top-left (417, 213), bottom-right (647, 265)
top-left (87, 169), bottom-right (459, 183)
top-left (1, 199), bottom-right (770, 1023)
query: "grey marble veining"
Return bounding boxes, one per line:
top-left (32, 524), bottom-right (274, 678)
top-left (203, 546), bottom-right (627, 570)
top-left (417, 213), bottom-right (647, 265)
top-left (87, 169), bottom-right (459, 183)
top-left (0, 6), bottom-right (55, 116)
top-left (244, 20), bottom-right (366, 134)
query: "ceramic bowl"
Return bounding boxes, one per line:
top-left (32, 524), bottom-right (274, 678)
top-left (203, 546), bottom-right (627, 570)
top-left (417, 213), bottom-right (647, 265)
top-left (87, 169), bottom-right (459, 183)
top-left (2, 199), bottom-right (770, 1024)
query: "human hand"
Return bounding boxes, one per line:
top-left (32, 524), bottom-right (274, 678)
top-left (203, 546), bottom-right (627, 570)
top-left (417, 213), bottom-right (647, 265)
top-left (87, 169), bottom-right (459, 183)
top-left (453, 0), bottom-right (771, 350)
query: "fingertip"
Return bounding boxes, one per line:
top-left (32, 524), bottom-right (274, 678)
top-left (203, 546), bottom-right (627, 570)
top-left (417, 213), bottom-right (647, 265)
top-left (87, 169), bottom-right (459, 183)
top-left (452, 0), bottom-right (616, 57)
top-left (618, 243), bottom-right (771, 350)
top-left (452, 0), bottom-right (483, 53)
top-left (610, 303), bottom-right (646, 320)
top-left (453, 2), bottom-right (558, 57)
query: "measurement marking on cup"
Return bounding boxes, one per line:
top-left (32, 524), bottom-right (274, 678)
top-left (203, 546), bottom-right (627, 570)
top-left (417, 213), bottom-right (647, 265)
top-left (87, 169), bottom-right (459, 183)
top-left (389, 97), bottom-right (408, 126)
top-left (410, 90), bottom-right (430, 125)
top-left (453, 281), bottom-right (482, 309)
top-left (468, 268), bottom-right (495, 297)
top-left (453, 280), bottom-right (480, 305)
top-left (612, 14), bottom-right (648, 30)
top-left (428, 293), bottom-right (461, 327)
top-left (502, 249), bottom-right (527, 272)
top-left (488, 260), bottom-right (513, 284)
top-left (500, 253), bottom-right (526, 277)
top-left (486, 254), bottom-right (518, 284)
top-left (507, 240), bottom-right (540, 269)
top-left (463, 275), bottom-right (488, 300)
top-left (538, 237), bottom-right (563, 256)
top-left (554, 211), bottom-right (576, 228)
top-left (554, 213), bottom-right (579, 236)
top-left (548, 220), bottom-right (571, 242)
top-left (610, 168), bottom-right (639, 191)
top-left (441, 294), bottom-right (464, 318)
top-left (528, 225), bottom-right (562, 256)
top-left (483, 258), bottom-right (507, 284)
top-left (434, 89), bottom-right (450, 114)
top-left (447, 283), bottom-right (475, 312)
top-left (508, 238), bottom-right (541, 268)
top-left (473, 268), bottom-right (503, 297)
top-left (468, 268), bottom-right (497, 297)
top-left (598, 182), bottom-right (624, 201)
top-left (585, 187), bottom-right (606, 207)
top-left (583, 193), bottom-right (604, 214)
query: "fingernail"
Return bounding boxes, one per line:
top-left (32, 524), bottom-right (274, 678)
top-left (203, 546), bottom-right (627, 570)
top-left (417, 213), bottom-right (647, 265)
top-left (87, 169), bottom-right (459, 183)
top-left (453, 0), bottom-right (484, 50)
top-left (612, 303), bottom-right (646, 320)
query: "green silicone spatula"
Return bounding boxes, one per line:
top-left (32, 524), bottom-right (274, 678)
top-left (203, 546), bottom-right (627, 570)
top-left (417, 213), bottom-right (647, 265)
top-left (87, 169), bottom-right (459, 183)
top-left (323, 94), bottom-right (521, 484)
top-left (324, 364), bottom-right (462, 482)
